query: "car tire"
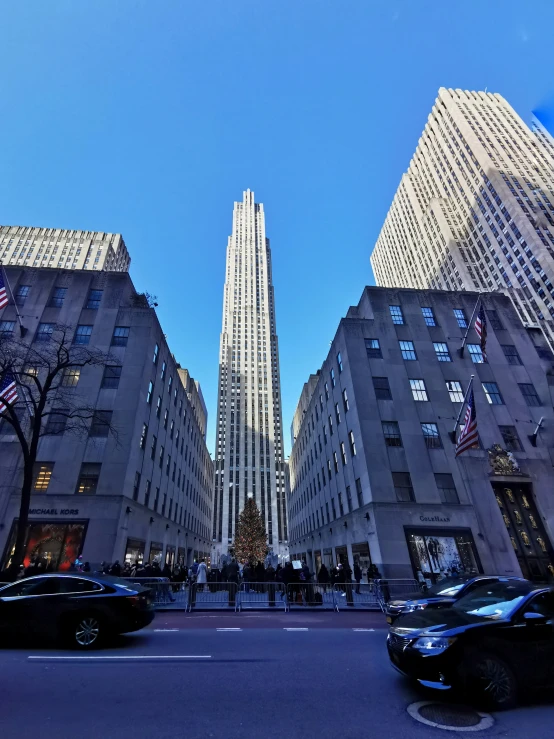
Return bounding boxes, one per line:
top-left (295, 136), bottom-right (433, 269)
top-left (64, 613), bottom-right (104, 650)
top-left (463, 651), bottom-right (518, 710)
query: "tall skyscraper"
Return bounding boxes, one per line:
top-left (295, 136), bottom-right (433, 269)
top-left (371, 88), bottom-right (554, 345)
top-left (213, 190), bottom-right (287, 560)
top-left (0, 225), bottom-right (130, 272)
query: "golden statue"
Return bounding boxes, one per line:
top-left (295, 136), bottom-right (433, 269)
top-left (495, 494), bottom-right (503, 508)
top-left (529, 515), bottom-right (538, 530)
top-left (510, 537), bottom-right (518, 552)
top-left (514, 511), bottom-right (523, 525)
top-left (488, 445), bottom-right (521, 475)
top-left (505, 488), bottom-right (515, 503)
top-left (521, 495), bottom-right (531, 509)
top-left (520, 531), bottom-right (531, 547)
top-left (537, 537), bottom-right (547, 553)
top-left (503, 514), bottom-right (511, 528)
top-left (548, 564), bottom-right (554, 577)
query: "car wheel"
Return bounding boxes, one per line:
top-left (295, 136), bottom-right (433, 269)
top-left (465, 652), bottom-right (517, 710)
top-left (69, 614), bottom-right (103, 650)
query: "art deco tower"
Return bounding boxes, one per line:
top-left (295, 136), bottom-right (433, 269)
top-left (213, 190), bottom-right (287, 559)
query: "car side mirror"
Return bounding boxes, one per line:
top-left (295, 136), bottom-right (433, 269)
top-left (523, 611), bottom-right (548, 624)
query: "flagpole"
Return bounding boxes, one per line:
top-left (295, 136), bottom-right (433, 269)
top-left (449, 374), bottom-right (475, 443)
top-left (458, 296), bottom-right (481, 358)
top-left (1, 265), bottom-right (27, 338)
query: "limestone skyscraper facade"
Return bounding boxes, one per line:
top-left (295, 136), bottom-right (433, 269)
top-left (213, 190), bottom-right (287, 560)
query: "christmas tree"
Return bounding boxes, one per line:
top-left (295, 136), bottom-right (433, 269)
top-left (233, 495), bottom-right (268, 565)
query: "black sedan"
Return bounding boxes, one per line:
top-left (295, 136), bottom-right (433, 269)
top-left (0, 573), bottom-right (154, 649)
top-left (387, 580), bottom-right (554, 709)
top-left (385, 575), bottom-right (526, 624)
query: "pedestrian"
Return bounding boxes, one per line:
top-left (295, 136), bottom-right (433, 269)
top-left (243, 562), bottom-right (252, 593)
top-left (354, 561), bottom-right (362, 595)
top-left (317, 563), bottom-right (329, 593)
top-left (162, 563), bottom-right (172, 580)
top-left (83, 562), bottom-right (91, 573)
top-left (255, 561), bottom-right (266, 592)
top-left (196, 559), bottom-right (208, 591)
top-left (74, 554), bottom-right (84, 572)
top-left (110, 560), bottom-right (121, 576)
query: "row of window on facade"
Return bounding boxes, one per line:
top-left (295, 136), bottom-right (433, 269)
top-left (30, 463), bottom-right (211, 538)
top-left (7, 285), bottom-right (105, 310)
top-left (0, 320), bottom-right (131, 346)
top-left (387, 303), bottom-right (508, 329)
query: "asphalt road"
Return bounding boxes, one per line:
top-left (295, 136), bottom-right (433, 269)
top-left (1, 612), bottom-right (553, 739)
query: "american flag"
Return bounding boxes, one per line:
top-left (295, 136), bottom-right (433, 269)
top-left (0, 370), bottom-right (18, 414)
top-left (455, 386), bottom-right (479, 456)
top-left (475, 302), bottom-right (487, 360)
top-left (0, 267), bottom-right (8, 310)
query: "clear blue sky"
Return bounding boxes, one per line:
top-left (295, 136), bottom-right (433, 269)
top-left (2, 1), bottom-right (553, 457)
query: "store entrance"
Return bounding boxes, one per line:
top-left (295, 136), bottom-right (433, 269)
top-left (492, 482), bottom-right (554, 582)
top-left (405, 527), bottom-right (481, 586)
top-left (2, 520), bottom-right (88, 572)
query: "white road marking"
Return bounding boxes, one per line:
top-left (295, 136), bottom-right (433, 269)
top-left (28, 655), bottom-right (212, 661)
top-left (216, 628), bottom-right (242, 631)
top-left (284, 628), bottom-right (309, 631)
top-left (352, 628), bottom-right (375, 632)
top-left (154, 628), bottom-right (180, 632)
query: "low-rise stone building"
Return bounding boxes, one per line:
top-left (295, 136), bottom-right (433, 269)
top-left (0, 267), bottom-right (213, 570)
top-left (288, 286), bottom-right (554, 584)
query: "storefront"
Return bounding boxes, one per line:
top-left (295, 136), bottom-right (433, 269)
top-left (149, 542), bottom-right (163, 564)
top-left (323, 548), bottom-right (334, 569)
top-left (335, 545), bottom-right (348, 566)
top-left (351, 542), bottom-right (371, 573)
top-left (405, 527), bottom-right (482, 585)
top-left (165, 545), bottom-right (175, 567)
top-left (1, 519), bottom-right (88, 572)
top-left (313, 550), bottom-right (322, 574)
top-left (125, 538), bottom-right (145, 565)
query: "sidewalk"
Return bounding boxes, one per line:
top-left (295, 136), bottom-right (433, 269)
top-left (153, 610), bottom-right (389, 629)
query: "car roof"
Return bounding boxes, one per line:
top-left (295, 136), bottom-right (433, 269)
top-left (0, 573), bottom-right (144, 589)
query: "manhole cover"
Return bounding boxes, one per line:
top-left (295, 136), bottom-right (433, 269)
top-left (407, 702), bottom-right (494, 732)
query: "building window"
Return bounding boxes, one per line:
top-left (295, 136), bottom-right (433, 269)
top-left (150, 434), bottom-right (157, 460)
top-left (382, 421), bottom-right (402, 447)
top-left (324, 382), bottom-right (329, 400)
top-left (534, 344), bottom-right (552, 360)
top-left (112, 326), bottom-right (130, 347)
top-left (32, 463), bottom-right (54, 491)
top-left (0, 320), bottom-right (15, 337)
top-left (168, 376), bottom-right (173, 394)
top-left (348, 431), bottom-right (356, 457)
top-left (421, 422), bottom-right (442, 448)
top-left (399, 340), bottom-right (417, 360)
top-left (482, 382), bottom-right (503, 405)
top-left (139, 423), bottom-right (148, 449)
top-left (337, 352), bottom-right (343, 373)
top-left (501, 345), bottom-right (522, 365)
top-left (328, 415), bottom-right (334, 435)
top-left (421, 307), bottom-right (436, 326)
top-left (392, 472), bottom-right (414, 502)
top-left (340, 442), bottom-right (347, 465)
top-left (101, 365), bottom-right (122, 389)
top-left (435, 473), bottom-right (459, 504)
top-left (346, 486), bottom-right (352, 512)
top-left (355, 478), bottom-right (363, 507)
top-left (433, 342), bottom-right (451, 362)
top-left (467, 344), bottom-right (485, 363)
top-left (365, 339), bottom-right (382, 358)
top-left (453, 308), bottom-right (468, 328)
top-left (334, 402), bottom-right (341, 425)
top-left (86, 289), bottom-right (103, 310)
top-left (35, 323), bottom-right (54, 342)
top-left (170, 420), bottom-right (174, 439)
top-left (342, 388), bottom-right (349, 412)
top-left (48, 287), bottom-right (67, 308)
top-left (330, 368), bottom-right (336, 388)
top-left (487, 310), bottom-right (503, 330)
top-left (409, 379), bottom-right (428, 401)
top-left (156, 396), bottom-right (162, 418)
top-left (333, 451), bottom-right (339, 472)
top-left (146, 381), bottom-right (154, 404)
top-left (373, 376), bottom-right (392, 400)
top-left (61, 368), bottom-right (80, 387)
top-left (153, 343), bottom-right (159, 365)
top-left (73, 325), bottom-right (93, 345)
top-left (45, 409), bottom-right (67, 435)
top-left (89, 410), bottom-right (112, 437)
top-left (163, 409), bottom-right (169, 429)
top-left (446, 381), bottom-right (464, 402)
top-left (76, 463), bottom-right (101, 494)
top-left (133, 472), bottom-right (141, 502)
top-left (15, 285), bottom-right (30, 306)
top-left (389, 305), bottom-right (404, 325)
top-left (159, 446), bottom-right (164, 468)
top-left (144, 480), bottom-right (151, 507)
top-left (499, 425), bottom-right (523, 452)
top-left (518, 383), bottom-right (541, 406)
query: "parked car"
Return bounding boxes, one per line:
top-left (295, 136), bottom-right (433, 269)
top-left (0, 573), bottom-right (154, 649)
top-left (385, 575), bottom-right (527, 624)
top-left (387, 580), bottom-right (554, 709)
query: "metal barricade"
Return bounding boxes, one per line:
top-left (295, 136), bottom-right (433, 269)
top-left (188, 581), bottom-right (238, 612)
top-left (287, 582), bottom-right (339, 611)
top-left (238, 581), bottom-right (287, 611)
top-left (376, 579), bottom-right (422, 604)
top-left (125, 577), bottom-right (190, 608)
top-left (334, 581), bottom-right (383, 611)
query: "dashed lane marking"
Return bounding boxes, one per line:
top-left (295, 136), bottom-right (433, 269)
top-left (352, 628), bottom-right (375, 631)
top-left (284, 628), bottom-right (309, 631)
top-left (217, 628), bottom-right (242, 631)
top-left (27, 655), bottom-right (212, 661)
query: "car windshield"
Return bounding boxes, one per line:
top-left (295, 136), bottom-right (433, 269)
top-left (425, 576), bottom-right (472, 597)
top-left (453, 581), bottom-right (533, 620)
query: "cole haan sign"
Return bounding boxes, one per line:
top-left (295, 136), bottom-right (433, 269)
top-left (419, 514), bottom-right (451, 523)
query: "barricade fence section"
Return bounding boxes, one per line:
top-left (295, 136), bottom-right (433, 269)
top-left (334, 581), bottom-right (383, 611)
top-left (239, 581), bottom-right (287, 610)
top-left (287, 582), bottom-right (339, 611)
top-left (188, 581), bottom-right (239, 612)
top-left (126, 577), bottom-right (190, 607)
top-left (375, 579), bottom-right (422, 604)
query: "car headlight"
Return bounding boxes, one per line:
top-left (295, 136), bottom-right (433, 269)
top-left (412, 636), bottom-right (456, 655)
top-left (403, 603), bottom-right (428, 613)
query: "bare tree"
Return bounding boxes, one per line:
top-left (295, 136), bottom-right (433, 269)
top-left (0, 324), bottom-right (119, 576)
